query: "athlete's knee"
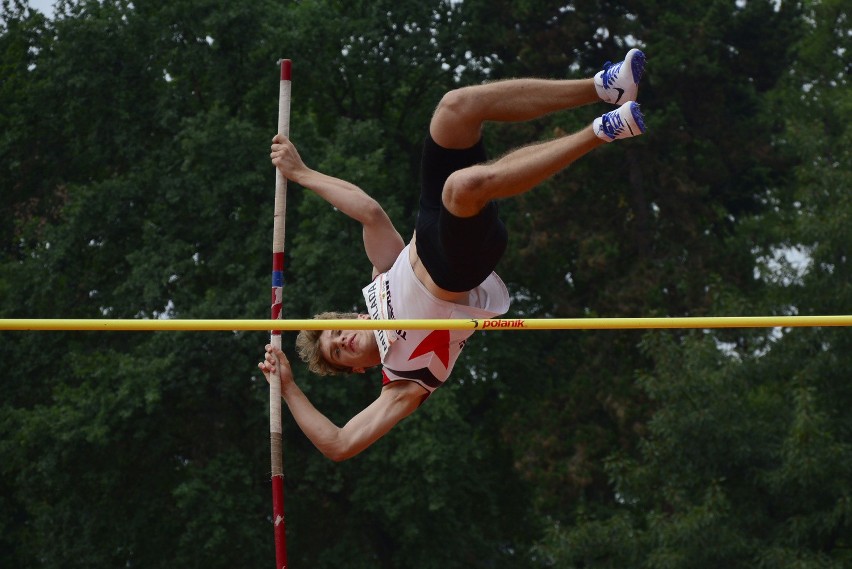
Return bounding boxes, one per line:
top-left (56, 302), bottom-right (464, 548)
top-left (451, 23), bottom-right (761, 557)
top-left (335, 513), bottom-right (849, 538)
top-left (436, 87), bottom-right (477, 120)
top-left (431, 88), bottom-right (483, 149)
top-left (442, 166), bottom-right (492, 217)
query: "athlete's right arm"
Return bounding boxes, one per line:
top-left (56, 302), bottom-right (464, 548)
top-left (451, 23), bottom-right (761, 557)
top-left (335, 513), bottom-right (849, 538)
top-left (270, 134), bottom-right (404, 273)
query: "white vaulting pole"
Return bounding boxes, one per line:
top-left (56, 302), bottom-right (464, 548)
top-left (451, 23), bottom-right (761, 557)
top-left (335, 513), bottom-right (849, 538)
top-left (269, 58), bottom-right (291, 569)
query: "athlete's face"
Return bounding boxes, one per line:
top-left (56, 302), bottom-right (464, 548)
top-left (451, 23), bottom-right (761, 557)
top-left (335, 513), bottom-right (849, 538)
top-left (318, 325), bottom-right (381, 373)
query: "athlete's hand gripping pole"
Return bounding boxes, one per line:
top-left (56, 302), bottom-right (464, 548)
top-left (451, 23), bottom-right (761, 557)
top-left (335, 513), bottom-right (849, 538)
top-left (269, 58), bottom-right (291, 569)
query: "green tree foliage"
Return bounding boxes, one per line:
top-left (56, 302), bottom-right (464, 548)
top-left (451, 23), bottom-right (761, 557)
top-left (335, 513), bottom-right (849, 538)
top-left (455, 0), bottom-right (811, 535)
top-left (1, 0), bottom-right (849, 567)
top-left (531, 0), bottom-right (852, 566)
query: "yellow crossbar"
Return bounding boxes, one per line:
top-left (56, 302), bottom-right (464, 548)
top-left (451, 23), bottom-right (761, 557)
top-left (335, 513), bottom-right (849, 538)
top-left (0, 316), bottom-right (850, 331)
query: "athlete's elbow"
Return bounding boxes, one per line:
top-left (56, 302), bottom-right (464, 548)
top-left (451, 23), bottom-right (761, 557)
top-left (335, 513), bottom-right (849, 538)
top-left (359, 199), bottom-right (387, 226)
top-left (318, 436), bottom-right (361, 462)
top-left (322, 446), bottom-right (358, 462)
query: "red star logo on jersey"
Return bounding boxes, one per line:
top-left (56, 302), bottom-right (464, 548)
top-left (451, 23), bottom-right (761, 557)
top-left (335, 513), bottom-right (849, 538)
top-left (408, 329), bottom-right (450, 368)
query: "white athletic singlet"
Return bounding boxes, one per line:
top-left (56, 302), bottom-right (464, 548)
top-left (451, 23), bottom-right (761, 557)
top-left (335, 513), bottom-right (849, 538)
top-left (361, 244), bottom-right (510, 395)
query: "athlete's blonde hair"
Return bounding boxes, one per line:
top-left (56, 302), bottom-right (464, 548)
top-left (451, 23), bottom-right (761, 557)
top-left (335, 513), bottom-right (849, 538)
top-left (295, 311), bottom-right (361, 376)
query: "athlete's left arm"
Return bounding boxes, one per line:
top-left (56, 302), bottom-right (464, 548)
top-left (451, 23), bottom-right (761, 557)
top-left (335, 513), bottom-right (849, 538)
top-left (260, 345), bottom-right (425, 461)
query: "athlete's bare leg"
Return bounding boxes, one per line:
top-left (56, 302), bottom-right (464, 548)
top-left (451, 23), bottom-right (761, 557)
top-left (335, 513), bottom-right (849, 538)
top-left (431, 50), bottom-right (647, 218)
top-left (433, 78), bottom-right (615, 218)
top-left (429, 78), bottom-right (600, 150)
top-left (443, 127), bottom-right (604, 216)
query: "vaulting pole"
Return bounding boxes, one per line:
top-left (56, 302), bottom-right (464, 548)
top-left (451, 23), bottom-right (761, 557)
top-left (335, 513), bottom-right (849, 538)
top-left (270, 58), bottom-right (291, 569)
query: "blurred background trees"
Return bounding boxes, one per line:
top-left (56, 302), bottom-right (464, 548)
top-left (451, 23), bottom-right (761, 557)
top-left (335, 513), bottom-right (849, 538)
top-left (1, 0), bottom-right (849, 567)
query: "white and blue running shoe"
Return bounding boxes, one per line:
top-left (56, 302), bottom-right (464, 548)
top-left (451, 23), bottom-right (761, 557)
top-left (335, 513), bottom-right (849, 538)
top-left (594, 48), bottom-right (646, 105)
top-left (593, 101), bottom-right (646, 142)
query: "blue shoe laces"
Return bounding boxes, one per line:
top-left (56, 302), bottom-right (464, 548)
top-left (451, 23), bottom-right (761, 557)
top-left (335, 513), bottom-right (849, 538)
top-left (599, 109), bottom-right (626, 139)
top-left (600, 60), bottom-right (624, 89)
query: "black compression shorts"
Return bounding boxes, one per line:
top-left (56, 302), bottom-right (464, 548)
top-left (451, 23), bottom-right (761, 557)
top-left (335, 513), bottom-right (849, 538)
top-left (415, 135), bottom-right (508, 292)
